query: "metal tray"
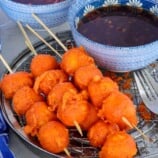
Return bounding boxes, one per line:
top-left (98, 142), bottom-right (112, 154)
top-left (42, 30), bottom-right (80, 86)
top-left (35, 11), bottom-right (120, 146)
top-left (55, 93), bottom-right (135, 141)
top-left (1, 31), bottom-right (158, 158)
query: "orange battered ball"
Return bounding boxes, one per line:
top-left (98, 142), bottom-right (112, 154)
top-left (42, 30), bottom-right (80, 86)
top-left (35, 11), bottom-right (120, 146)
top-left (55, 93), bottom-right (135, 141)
top-left (60, 46), bottom-right (95, 76)
top-left (0, 71), bottom-right (33, 99)
top-left (80, 103), bottom-right (99, 131)
top-left (33, 69), bottom-right (68, 95)
top-left (99, 131), bottom-right (137, 158)
top-left (57, 89), bottom-right (89, 126)
top-left (24, 101), bottom-right (56, 136)
top-left (98, 91), bottom-right (138, 130)
top-left (30, 54), bottom-right (58, 77)
top-left (74, 64), bottom-right (103, 89)
top-left (88, 76), bottom-right (119, 108)
top-left (47, 82), bottom-right (77, 112)
top-left (38, 121), bottom-right (69, 154)
top-left (13, 86), bottom-right (43, 115)
top-left (88, 120), bottom-right (119, 148)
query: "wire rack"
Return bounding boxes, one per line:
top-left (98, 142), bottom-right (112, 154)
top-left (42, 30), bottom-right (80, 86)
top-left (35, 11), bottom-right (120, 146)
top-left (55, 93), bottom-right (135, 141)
top-left (1, 31), bottom-right (158, 158)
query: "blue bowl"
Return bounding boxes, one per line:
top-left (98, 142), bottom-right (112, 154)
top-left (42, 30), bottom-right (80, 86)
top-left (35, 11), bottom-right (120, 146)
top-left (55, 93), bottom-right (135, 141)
top-left (0, 0), bottom-right (72, 29)
top-left (68, 0), bottom-right (158, 72)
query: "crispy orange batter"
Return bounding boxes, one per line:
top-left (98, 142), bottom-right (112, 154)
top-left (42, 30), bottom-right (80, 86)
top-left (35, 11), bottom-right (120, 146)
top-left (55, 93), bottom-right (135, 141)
top-left (137, 102), bottom-right (153, 121)
top-left (88, 120), bottom-right (119, 148)
top-left (47, 82), bottom-right (77, 112)
top-left (60, 46), bottom-right (95, 75)
top-left (30, 54), bottom-right (58, 77)
top-left (0, 71), bottom-right (33, 99)
top-left (24, 101), bottom-right (56, 136)
top-left (105, 71), bottom-right (133, 90)
top-left (57, 89), bottom-right (89, 126)
top-left (99, 131), bottom-right (137, 158)
top-left (38, 121), bottom-right (69, 153)
top-left (80, 103), bottom-right (99, 130)
top-left (33, 69), bottom-right (68, 95)
top-left (79, 89), bottom-right (89, 100)
top-left (98, 91), bottom-right (138, 130)
top-left (88, 76), bottom-right (119, 108)
top-left (13, 86), bottom-right (43, 115)
top-left (74, 64), bottom-right (103, 89)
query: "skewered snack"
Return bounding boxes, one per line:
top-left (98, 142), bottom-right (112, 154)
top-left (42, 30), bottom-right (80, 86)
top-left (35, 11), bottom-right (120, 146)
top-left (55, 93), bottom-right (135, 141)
top-left (99, 131), bottom-right (137, 158)
top-left (0, 47), bottom-right (141, 157)
top-left (30, 54), bottom-right (59, 77)
top-left (80, 103), bottom-right (99, 131)
top-left (87, 120), bottom-right (119, 148)
top-left (47, 82), bottom-right (77, 112)
top-left (98, 91), bottom-right (138, 130)
top-left (0, 14), bottom-right (146, 157)
top-left (57, 89), bottom-right (89, 127)
top-left (24, 101), bottom-right (56, 136)
top-left (0, 71), bottom-right (33, 99)
top-left (88, 76), bottom-right (119, 108)
top-left (60, 46), bottom-right (95, 76)
top-left (74, 64), bottom-right (103, 89)
top-left (37, 121), bottom-right (69, 154)
top-left (33, 69), bottom-right (68, 95)
top-left (12, 86), bottom-right (43, 115)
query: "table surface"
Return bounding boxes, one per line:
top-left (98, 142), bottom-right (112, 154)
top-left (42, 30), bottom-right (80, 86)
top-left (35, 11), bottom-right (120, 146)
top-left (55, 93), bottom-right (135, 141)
top-left (0, 8), bottom-right (70, 158)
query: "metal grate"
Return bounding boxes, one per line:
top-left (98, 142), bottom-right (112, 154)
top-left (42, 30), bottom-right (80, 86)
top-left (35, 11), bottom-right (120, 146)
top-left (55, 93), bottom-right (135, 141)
top-left (1, 31), bottom-right (158, 158)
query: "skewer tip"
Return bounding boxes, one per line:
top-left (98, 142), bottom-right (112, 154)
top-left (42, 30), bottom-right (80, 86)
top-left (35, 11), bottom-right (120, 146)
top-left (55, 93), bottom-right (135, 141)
top-left (122, 116), bottom-right (151, 142)
top-left (64, 148), bottom-right (71, 157)
top-left (74, 120), bottom-right (83, 137)
top-left (0, 54), bottom-right (13, 74)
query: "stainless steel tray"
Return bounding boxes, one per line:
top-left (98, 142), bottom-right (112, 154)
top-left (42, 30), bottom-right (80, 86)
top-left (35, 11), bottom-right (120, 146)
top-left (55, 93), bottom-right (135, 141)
top-left (1, 31), bottom-right (158, 158)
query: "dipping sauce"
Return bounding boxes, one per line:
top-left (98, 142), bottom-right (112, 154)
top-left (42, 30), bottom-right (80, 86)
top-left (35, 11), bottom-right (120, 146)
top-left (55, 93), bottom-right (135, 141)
top-left (77, 6), bottom-right (158, 47)
top-left (12, 0), bottom-right (64, 5)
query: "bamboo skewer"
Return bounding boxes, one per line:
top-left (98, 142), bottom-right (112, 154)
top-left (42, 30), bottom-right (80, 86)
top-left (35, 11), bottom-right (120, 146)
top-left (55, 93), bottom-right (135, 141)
top-left (26, 24), bottom-right (62, 58)
top-left (74, 120), bottom-right (83, 137)
top-left (17, 21), bottom-right (37, 56)
top-left (122, 117), bottom-right (151, 142)
top-left (32, 13), bottom-right (68, 52)
top-left (25, 40), bottom-right (37, 56)
top-left (64, 148), bottom-right (71, 157)
top-left (0, 55), bottom-right (13, 74)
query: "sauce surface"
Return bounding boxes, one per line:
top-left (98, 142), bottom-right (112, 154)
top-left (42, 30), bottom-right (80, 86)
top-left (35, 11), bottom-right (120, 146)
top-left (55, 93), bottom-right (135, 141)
top-left (12, 0), bottom-right (64, 5)
top-left (77, 6), bottom-right (158, 47)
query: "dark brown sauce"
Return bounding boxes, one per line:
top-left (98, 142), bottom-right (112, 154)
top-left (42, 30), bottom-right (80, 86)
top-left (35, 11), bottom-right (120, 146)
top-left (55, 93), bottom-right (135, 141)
top-left (12, 0), bottom-right (64, 5)
top-left (77, 6), bottom-right (158, 47)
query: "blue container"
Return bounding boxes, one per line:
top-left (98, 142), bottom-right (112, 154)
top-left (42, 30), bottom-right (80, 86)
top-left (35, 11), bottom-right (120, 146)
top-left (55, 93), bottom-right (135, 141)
top-left (68, 0), bottom-right (158, 72)
top-left (0, 0), bottom-right (72, 29)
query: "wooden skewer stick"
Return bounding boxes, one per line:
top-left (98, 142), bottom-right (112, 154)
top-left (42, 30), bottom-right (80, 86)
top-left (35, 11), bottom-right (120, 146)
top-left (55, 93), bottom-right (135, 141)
top-left (74, 120), bottom-right (83, 137)
top-left (26, 24), bottom-right (62, 59)
top-left (17, 21), bottom-right (37, 55)
top-left (0, 54), bottom-right (13, 73)
top-left (122, 117), bottom-right (150, 142)
top-left (32, 13), bottom-right (68, 52)
top-left (25, 40), bottom-right (37, 56)
top-left (64, 148), bottom-right (71, 157)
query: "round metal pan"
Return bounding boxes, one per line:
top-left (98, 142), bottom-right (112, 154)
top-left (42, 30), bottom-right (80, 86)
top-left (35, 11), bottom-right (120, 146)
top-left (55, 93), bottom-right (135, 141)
top-left (1, 31), bottom-right (158, 158)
